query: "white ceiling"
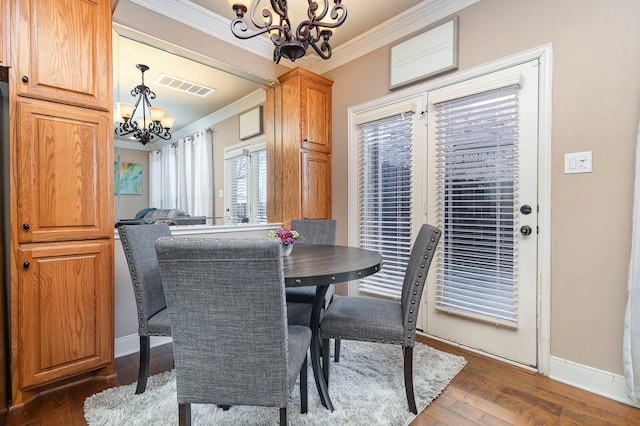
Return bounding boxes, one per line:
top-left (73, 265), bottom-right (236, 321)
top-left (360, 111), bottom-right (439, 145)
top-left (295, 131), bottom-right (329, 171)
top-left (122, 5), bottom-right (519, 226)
top-left (112, 0), bottom-right (449, 144)
top-left (113, 29), bottom-right (262, 139)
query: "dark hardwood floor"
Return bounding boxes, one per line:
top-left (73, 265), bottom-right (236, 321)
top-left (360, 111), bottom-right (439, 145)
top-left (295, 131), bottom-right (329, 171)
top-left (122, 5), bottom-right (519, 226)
top-left (6, 336), bottom-right (639, 425)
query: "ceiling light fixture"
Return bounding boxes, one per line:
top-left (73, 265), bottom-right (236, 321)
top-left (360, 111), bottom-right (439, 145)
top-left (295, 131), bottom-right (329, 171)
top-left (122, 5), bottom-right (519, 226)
top-left (230, 0), bottom-right (347, 64)
top-left (114, 64), bottom-right (175, 145)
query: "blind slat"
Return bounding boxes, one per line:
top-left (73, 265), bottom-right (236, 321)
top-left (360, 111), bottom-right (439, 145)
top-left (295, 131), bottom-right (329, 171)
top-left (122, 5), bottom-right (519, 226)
top-left (433, 86), bottom-right (521, 324)
top-left (357, 113), bottom-right (415, 298)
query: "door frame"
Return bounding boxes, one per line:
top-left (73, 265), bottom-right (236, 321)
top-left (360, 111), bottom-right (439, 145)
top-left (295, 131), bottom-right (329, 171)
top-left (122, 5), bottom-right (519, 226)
top-left (347, 44), bottom-right (552, 374)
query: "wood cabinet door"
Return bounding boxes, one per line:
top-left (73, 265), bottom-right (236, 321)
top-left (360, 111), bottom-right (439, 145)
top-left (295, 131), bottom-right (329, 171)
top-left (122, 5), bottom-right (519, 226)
top-left (16, 240), bottom-right (113, 389)
top-left (15, 98), bottom-right (113, 243)
top-left (300, 77), bottom-right (331, 153)
top-left (301, 150), bottom-right (331, 220)
top-left (14, 0), bottom-right (111, 109)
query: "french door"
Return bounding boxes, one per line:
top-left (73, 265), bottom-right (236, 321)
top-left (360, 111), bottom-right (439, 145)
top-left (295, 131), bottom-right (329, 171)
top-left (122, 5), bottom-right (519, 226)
top-left (425, 61), bottom-right (540, 366)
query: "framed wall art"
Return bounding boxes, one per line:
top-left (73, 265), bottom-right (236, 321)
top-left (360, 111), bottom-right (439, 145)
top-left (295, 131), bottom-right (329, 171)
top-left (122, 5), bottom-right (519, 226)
top-left (389, 16), bottom-right (459, 90)
top-left (239, 106), bottom-right (263, 140)
top-left (115, 162), bottom-right (143, 195)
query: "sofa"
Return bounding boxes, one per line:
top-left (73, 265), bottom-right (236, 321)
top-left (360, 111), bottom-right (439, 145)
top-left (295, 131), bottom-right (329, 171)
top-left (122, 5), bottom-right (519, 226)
top-left (115, 208), bottom-right (207, 227)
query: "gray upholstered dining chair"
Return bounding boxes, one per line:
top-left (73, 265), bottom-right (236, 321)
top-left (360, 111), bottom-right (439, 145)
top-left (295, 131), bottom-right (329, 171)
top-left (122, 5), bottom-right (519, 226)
top-left (155, 237), bottom-right (311, 426)
top-left (286, 219), bottom-right (342, 360)
top-left (286, 219), bottom-right (337, 307)
top-left (118, 224), bottom-right (173, 395)
top-left (319, 223), bottom-right (441, 414)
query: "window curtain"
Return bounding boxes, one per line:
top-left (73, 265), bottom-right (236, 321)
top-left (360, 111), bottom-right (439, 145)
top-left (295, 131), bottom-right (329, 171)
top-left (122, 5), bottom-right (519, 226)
top-left (176, 130), bottom-right (213, 218)
top-left (624, 113), bottom-right (640, 402)
top-left (149, 144), bottom-right (177, 209)
top-left (148, 130), bottom-right (213, 219)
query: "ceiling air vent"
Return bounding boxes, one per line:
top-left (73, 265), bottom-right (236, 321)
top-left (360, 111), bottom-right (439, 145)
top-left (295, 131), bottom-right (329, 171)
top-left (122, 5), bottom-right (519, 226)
top-left (155, 74), bottom-right (215, 97)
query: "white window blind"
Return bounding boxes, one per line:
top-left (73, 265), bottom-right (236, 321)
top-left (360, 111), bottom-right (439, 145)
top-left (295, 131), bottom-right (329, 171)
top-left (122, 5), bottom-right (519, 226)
top-left (357, 113), bottom-right (414, 299)
top-left (252, 148), bottom-right (267, 223)
top-left (225, 150), bottom-right (249, 224)
top-left (433, 84), bottom-right (521, 325)
top-left (224, 142), bottom-right (267, 224)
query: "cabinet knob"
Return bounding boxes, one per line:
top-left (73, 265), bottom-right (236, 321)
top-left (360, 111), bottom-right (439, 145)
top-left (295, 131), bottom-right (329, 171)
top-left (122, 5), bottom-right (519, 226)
top-left (21, 76), bottom-right (29, 83)
top-left (22, 223), bottom-right (30, 230)
top-left (23, 262), bottom-right (30, 269)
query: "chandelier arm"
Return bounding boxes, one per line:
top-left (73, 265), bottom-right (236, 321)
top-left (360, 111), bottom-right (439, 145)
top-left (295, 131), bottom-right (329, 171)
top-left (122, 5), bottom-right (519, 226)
top-left (306, 0), bottom-right (328, 22)
top-left (295, 5), bottom-right (346, 42)
top-left (250, 0), bottom-right (275, 29)
top-left (271, 0), bottom-right (286, 21)
top-left (308, 38), bottom-right (332, 60)
top-left (231, 19), bottom-right (282, 40)
top-left (309, 3), bottom-right (347, 30)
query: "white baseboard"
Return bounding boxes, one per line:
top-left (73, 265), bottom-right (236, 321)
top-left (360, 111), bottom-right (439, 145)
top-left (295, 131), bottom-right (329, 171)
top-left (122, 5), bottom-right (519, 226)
top-left (115, 334), bottom-right (173, 359)
top-left (550, 356), bottom-right (640, 408)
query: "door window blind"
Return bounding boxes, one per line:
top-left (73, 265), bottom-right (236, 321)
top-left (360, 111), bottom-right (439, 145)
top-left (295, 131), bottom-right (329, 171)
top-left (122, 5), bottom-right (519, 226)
top-left (357, 113), bottom-right (414, 299)
top-left (224, 144), bottom-right (267, 224)
top-left (225, 151), bottom-right (249, 224)
top-left (433, 85), bottom-right (521, 325)
top-left (252, 148), bottom-right (267, 223)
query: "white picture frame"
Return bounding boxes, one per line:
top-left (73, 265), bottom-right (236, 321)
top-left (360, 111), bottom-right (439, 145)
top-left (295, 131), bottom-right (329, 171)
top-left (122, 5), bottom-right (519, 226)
top-left (239, 106), bottom-right (263, 140)
top-left (389, 16), bottom-right (459, 90)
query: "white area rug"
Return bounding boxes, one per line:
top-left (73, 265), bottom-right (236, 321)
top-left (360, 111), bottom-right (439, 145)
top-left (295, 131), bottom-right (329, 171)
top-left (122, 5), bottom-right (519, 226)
top-left (85, 341), bottom-right (466, 425)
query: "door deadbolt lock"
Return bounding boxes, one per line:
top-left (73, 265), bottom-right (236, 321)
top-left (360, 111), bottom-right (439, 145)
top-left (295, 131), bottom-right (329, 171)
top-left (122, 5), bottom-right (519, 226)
top-left (520, 225), bottom-right (533, 236)
top-left (520, 205), bottom-right (532, 215)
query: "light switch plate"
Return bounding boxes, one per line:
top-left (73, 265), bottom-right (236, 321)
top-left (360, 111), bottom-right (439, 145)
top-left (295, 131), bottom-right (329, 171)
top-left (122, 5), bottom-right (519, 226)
top-left (564, 151), bottom-right (592, 174)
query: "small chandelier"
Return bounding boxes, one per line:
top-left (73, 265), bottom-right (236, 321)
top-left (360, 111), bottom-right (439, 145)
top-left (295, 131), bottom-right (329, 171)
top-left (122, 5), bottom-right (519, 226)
top-left (114, 64), bottom-right (175, 145)
top-left (231, 0), bottom-right (347, 64)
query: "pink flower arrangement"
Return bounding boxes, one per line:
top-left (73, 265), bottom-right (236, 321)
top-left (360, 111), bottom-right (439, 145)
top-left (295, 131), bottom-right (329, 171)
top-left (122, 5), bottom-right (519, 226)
top-left (267, 227), bottom-right (300, 246)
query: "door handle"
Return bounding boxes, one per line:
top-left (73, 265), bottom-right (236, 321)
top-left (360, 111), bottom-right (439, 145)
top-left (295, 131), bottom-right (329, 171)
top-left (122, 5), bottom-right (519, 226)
top-left (520, 225), bottom-right (532, 236)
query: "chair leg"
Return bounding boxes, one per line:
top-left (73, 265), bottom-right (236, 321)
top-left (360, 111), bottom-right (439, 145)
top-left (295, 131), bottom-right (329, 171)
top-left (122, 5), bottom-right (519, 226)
top-left (334, 339), bottom-right (341, 362)
top-left (403, 346), bottom-right (417, 414)
top-left (136, 335), bottom-right (151, 394)
top-left (321, 337), bottom-right (331, 385)
top-left (279, 407), bottom-right (288, 426)
top-left (179, 403), bottom-right (191, 426)
top-left (300, 355), bottom-right (308, 414)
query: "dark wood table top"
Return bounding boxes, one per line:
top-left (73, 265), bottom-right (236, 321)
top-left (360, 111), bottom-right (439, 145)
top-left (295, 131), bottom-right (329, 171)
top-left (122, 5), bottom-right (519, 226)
top-left (283, 244), bottom-right (383, 287)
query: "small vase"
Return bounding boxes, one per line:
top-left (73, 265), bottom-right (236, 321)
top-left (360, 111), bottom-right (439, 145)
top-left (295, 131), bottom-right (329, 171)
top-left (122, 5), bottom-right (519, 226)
top-left (281, 244), bottom-right (293, 257)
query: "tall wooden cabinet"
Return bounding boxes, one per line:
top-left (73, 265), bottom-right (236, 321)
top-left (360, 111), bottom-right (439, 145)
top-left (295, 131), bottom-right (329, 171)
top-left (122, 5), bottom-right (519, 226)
top-left (266, 67), bottom-right (333, 226)
top-left (8, 0), bottom-right (114, 406)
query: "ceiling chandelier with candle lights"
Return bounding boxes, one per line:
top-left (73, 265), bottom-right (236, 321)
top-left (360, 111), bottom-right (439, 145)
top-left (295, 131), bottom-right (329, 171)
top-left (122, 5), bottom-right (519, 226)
top-left (230, 0), bottom-right (347, 64)
top-left (114, 64), bottom-right (175, 145)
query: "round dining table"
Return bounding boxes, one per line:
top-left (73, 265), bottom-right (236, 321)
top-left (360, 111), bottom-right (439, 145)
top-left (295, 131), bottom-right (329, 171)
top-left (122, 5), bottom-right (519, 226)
top-left (282, 244), bottom-right (383, 412)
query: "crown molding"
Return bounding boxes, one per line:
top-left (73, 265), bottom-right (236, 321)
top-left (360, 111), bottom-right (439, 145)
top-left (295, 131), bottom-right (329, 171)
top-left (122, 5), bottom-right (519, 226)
top-left (129, 0), bottom-right (274, 59)
top-left (129, 0), bottom-right (480, 74)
